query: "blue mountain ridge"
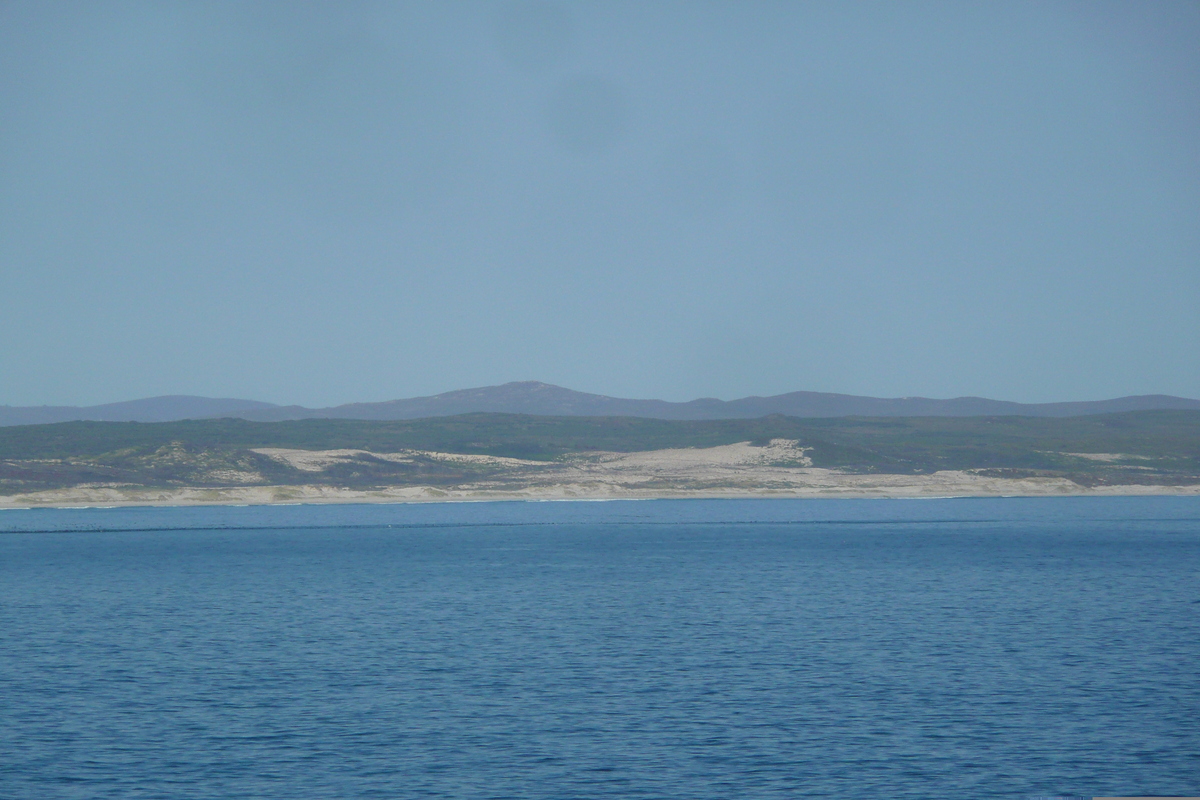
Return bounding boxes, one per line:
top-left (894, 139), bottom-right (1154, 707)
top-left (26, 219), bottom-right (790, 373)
top-left (3, 382), bottom-right (1198, 426)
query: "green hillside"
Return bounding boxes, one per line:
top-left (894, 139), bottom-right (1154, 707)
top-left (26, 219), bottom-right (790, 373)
top-left (1, 410), bottom-right (1198, 494)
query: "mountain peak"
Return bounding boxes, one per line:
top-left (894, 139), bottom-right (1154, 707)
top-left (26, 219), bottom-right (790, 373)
top-left (3, 385), bottom-right (1199, 426)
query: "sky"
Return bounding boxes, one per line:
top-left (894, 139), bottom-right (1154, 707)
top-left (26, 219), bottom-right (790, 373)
top-left (1, 1), bottom-right (1198, 407)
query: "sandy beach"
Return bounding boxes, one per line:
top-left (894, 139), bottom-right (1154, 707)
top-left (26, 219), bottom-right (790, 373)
top-left (3, 439), bottom-right (1197, 508)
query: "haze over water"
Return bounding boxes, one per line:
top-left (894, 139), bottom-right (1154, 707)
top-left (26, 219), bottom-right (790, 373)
top-left (2, 497), bottom-right (1197, 798)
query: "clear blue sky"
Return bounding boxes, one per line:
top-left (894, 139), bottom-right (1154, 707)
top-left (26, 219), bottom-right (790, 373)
top-left (2, 1), bottom-right (1197, 406)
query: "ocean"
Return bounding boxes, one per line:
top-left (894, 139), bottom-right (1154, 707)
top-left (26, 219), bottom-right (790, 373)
top-left (1, 497), bottom-right (1197, 799)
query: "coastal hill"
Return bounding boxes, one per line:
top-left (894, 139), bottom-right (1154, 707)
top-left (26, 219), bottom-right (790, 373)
top-left (2, 410), bottom-right (1198, 503)
top-left (3, 382), bottom-right (1200, 426)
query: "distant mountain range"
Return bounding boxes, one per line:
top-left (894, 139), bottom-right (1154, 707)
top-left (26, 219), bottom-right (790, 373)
top-left (3, 382), bottom-right (1200, 427)
top-left (0, 396), bottom-right (279, 427)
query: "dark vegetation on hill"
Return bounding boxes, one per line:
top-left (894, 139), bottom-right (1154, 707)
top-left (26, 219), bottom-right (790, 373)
top-left (1, 411), bottom-right (1198, 494)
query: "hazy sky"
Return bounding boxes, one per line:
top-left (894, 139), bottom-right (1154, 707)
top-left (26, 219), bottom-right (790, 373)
top-left (2, 1), bottom-right (1198, 406)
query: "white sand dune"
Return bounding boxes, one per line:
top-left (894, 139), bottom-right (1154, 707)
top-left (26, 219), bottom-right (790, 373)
top-left (2, 440), bottom-right (1197, 508)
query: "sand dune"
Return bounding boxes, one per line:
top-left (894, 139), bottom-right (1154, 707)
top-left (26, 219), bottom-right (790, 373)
top-left (3, 439), bottom-right (1197, 508)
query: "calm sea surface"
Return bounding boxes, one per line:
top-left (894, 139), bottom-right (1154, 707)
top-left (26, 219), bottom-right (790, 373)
top-left (1, 497), bottom-right (1197, 799)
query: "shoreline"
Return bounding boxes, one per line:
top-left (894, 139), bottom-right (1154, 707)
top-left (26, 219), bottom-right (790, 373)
top-left (3, 478), bottom-right (1199, 509)
top-left (7, 439), bottom-right (1198, 510)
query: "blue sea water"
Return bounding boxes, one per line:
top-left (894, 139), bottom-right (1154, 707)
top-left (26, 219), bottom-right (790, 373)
top-left (1, 497), bottom-right (1197, 799)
